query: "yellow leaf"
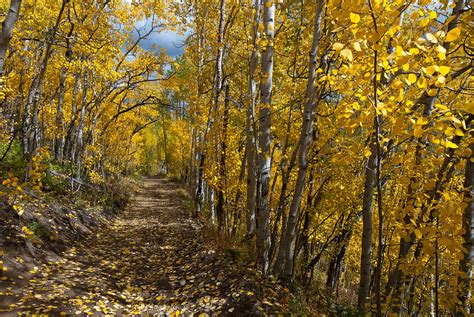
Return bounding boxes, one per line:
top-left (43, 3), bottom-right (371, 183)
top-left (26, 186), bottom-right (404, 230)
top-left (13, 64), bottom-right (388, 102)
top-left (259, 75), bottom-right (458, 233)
top-left (445, 141), bottom-right (458, 149)
top-left (429, 11), bottom-right (437, 19)
top-left (353, 42), bottom-right (362, 52)
top-left (416, 117), bottom-right (428, 125)
top-left (425, 65), bottom-right (438, 76)
top-left (454, 128), bottom-right (464, 136)
top-left (407, 73), bottom-right (417, 84)
top-left (419, 18), bottom-right (429, 27)
top-left (435, 75), bottom-right (446, 87)
top-left (332, 42), bottom-right (344, 51)
top-left (437, 237), bottom-right (451, 247)
top-left (340, 48), bottom-right (353, 62)
top-left (413, 126), bottom-right (424, 138)
top-left (445, 27), bottom-right (460, 42)
top-left (425, 33), bottom-right (437, 43)
top-left (21, 226), bottom-right (33, 235)
top-left (350, 12), bottom-right (360, 23)
top-left (445, 127), bottom-right (454, 137)
top-left (435, 45), bottom-right (446, 54)
top-left (414, 229), bottom-right (422, 240)
top-left (438, 66), bottom-right (450, 76)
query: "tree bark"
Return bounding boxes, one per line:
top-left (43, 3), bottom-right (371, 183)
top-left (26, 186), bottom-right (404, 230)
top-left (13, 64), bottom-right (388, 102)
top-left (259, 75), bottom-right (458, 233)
top-left (75, 68), bottom-right (88, 183)
top-left (64, 71), bottom-right (80, 162)
top-left (54, 69), bottom-right (67, 161)
top-left (245, 0), bottom-right (260, 237)
top-left (0, 0), bottom-right (22, 79)
top-left (256, 0), bottom-right (275, 276)
top-left (326, 229), bottom-right (352, 290)
top-left (457, 137), bottom-right (473, 315)
top-left (277, 0), bottom-right (325, 282)
top-left (195, 0), bottom-right (225, 217)
top-left (28, 0), bottom-right (69, 153)
top-left (216, 84), bottom-right (229, 232)
top-left (358, 139), bottom-right (377, 310)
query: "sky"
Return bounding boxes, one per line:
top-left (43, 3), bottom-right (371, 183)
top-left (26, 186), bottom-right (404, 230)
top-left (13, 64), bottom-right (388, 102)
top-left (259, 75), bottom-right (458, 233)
top-left (134, 21), bottom-right (186, 58)
top-left (125, 1), bottom-right (186, 58)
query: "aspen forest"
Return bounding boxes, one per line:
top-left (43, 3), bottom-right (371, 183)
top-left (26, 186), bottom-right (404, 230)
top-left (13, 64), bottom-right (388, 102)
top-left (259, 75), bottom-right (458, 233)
top-left (0, 0), bottom-right (472, 315)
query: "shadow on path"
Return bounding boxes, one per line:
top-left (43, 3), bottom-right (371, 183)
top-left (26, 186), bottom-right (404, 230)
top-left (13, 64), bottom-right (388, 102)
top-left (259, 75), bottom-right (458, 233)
top-left (1, 178), bottom-right (286, 316)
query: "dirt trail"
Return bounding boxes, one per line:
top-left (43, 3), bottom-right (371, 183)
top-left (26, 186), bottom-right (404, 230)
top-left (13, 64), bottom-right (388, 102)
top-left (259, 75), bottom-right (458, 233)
top-left (1, 177), bottom-right (285, 316)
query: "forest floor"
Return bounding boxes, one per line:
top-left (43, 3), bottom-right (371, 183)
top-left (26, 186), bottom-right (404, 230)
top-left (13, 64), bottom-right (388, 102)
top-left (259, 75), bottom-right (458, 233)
top-left (0, 177), bottom-right (287, 316)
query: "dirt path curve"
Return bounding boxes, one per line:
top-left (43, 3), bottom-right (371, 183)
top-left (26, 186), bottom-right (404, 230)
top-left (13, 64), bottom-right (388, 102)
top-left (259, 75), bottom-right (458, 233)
top-left (1, 177), bottom-right (286, 316)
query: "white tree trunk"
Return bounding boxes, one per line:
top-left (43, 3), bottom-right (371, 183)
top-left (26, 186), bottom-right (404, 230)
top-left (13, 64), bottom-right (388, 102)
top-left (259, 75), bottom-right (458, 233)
top-left (195, 0), bottom-right (225, 216)
top-left (277, 0), bottom-right (325, 282)
top-left (246, 0), bottom-right (261, 237)
top-left (76, 69), bottom-right (88, 183)
top-left (0, 0), bottom-right (22, 78)
top-left (256, 0), bottom-right (275, 275)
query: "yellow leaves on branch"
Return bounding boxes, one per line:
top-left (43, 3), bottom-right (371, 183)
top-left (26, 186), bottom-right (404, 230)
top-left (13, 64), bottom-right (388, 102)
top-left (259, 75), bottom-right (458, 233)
top-left (353, 42), bottom-right (362, 52)
top-left (445, 27), bottom-right (460, 42)
top-left (424, 65), bottom-right (450, 77)
top-left (340, 48), bottom-right (353, 62)
top-left (414, 229), bottom-right (422, 240)
top-left (435, 76), bottom-right (446, 88)
top-left (332, 43), bottom-right (344, 51)
top-left (21, 226), bottom-right (33, 236)
top-left (438, 66), bottom-right (450, 76)
top-left (444, 141), bottom-right (458, 149)
top-left (350, 12), bottom-right (360, 24)
top-left (429, 11), bottom-right (437, 20)
top-left (416, 117), bottom-right (429, 126)
top-left (425, 33), bottom-right (437, 44)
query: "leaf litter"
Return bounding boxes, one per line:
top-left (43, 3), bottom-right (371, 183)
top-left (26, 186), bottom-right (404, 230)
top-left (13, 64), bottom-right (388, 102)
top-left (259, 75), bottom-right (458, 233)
top-left (0, 178), bottom-right (287, 315)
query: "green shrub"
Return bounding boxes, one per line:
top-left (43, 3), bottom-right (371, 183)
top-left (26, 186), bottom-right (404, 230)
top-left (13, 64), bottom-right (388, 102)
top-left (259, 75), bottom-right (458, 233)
top-left (333, 303), bottom-right (360, 317)
top-left (27, 221), bottom-right (51, 240)
top-left (0, 140), bottom-right (27, 179)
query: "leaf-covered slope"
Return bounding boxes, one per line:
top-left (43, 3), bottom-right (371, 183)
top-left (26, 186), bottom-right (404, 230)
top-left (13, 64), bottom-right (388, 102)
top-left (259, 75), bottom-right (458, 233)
top-left (1, 178), bottom-right (287, 315)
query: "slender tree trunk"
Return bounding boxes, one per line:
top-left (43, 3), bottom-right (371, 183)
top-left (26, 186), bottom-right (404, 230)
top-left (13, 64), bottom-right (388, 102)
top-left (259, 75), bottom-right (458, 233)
top-left (245, 0), bottom-right (261, 237)
top-left (372, 50), bottom-right (384, 317)
top-left (256, 0), bottom-right (275, 276)
top-left (272, 142), bottom-right (298, 270)
top-left (54, 69), bottom-right (67, 161)
top-left (195, 0), bottom-right (225, 217)
top-left (27, 0), bottom-right (69, 154)
top-left (64, 71), bottom-right (80, 162)
top-left (0, 0), bottom-right (22, 80)
top-left (189, 127), bottom-right (196, 188)
top-left (277, 0), bottom-right (324, 282)
top-left (216, 84), bottom-right (229, 232)
top-left (76, 69), bottom-right (88, 182)
top-left (299, 168), bottom-right (315, 269)
top-left (231, 145), bottom-right (247, 237)
top-left (358, 140), bottom-right (377, 310)
top-left (326, 229), bottom-right (352, 290)
top-left (193, 7), bottom-right (206, 196)
top-left (161, 111), bottom-right (169, 173)
top-left (457, 138), bottom-right (473, 315)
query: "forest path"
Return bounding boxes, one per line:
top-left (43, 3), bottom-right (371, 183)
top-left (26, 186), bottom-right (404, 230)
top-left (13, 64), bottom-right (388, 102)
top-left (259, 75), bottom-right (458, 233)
top-left (1, 177), bottom-right (285, 316)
